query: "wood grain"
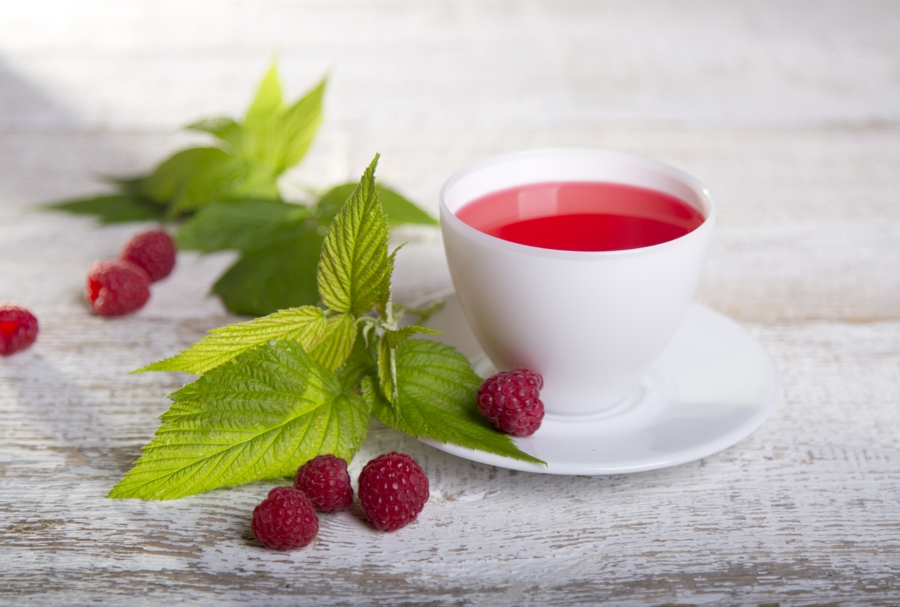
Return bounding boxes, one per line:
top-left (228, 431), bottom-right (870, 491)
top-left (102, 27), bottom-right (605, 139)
top-left (2, 1), bottom-right (899, 605)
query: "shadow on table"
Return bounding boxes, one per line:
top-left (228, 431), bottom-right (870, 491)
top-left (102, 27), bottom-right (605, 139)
top-left (0, 55), bottom-right (140, 213)
top-left (0, 58), bottom-right (79, 132)
top-left (1, 351), bottom-right (131, 474)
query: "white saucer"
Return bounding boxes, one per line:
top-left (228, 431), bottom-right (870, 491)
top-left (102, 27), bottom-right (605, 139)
top-left (417, 292), bottom-right (780, 475)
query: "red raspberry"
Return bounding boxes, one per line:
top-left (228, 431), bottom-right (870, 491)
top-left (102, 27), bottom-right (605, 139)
top-left (251, 486), bottom-right (319, 551)
top-left (294, 454), bottom-right (353, 512)
top-left (120, 229), bottom-right (176, 282)
top-left (85, 260), bottom-right (151, 316)
top-left (358, 452), bottom-right (429, 531)
top-left (477, 368), bottom-right (544, 437)
top-left (0, 304), bottom-right (39, 356)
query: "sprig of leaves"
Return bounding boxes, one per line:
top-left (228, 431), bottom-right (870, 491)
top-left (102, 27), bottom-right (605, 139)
top-left (111, 156), bottom-right (543, 501)
top-left (49, 65), bottom-right (319, 221)
top-left (45, 64), bottom-right (437, 316)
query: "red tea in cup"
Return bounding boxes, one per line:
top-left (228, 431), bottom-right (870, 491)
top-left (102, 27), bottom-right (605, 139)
top-left (455, 181), bottom-right (704, 252)
top-left (441, 149), bottom-right (716, 415)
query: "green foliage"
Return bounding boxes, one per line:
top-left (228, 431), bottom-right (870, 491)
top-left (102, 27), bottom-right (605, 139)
top-left (371, 339), bottom-right (544, 464)
top-left (308, 313), bottom-right (358, 372)
top-left (47, 64), bottom-right (438, 317)
top-left (173, 183), bottom-right (433, 316)
top-left (138, 148), bottom-right (251, 215)
top-left (243, 64), bottom-right (284, 149)
top-left (45, 64), bottom-right (316, 223)
top-left (211, 222), bottom-right (325, 317)
top-left (111, 341), bottom-right (371, 500)
top-left (318, 183), bottom-right (437, 229)
top-left (136, 305), bottom-right (327, 375)
top-left (378, 325), bottom-right (441, 406)
top-left (118, 156), bottom-right (542, 501)
top-left (317, 155), bottom-right (393, 316)
top-left (270, 79), bottom-right (326, 172)
top-left (185, 116), bottom-right (242, 148)
top-left (175, 199), bottom-right (309, 253)
top-left (44, 194), bottom-right (166, 224)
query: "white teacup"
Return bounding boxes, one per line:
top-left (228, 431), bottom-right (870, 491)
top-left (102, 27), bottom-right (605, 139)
top-left (439, 148), bottom-right (716, 417)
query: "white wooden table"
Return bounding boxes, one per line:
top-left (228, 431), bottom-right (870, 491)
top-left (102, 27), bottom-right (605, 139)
top-left (2, 1), bottom-right (899, 604)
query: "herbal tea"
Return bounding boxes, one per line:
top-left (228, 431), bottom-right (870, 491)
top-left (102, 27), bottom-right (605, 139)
top-left (455, 181), bottom-right (704, 251)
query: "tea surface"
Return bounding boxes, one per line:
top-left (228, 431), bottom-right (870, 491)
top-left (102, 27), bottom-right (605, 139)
top-left (456, 182), bottom-right (704, 251)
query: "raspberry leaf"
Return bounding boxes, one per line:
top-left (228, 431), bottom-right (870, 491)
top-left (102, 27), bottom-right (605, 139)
top-left (308, 313), bottom-right (359, 372)
top-left (111, 341), bottom-right (372, 500)
top-left (377, 325), bottom-right (442, 405)
top-left (317, 182), bottom-right (437, 229)
top-left (384, 324), bottom-right (441, 349)
top-left (369, 339), bottom-right (546, 465)
top-left (140, 147), bottom-right (280, 215)
top-left (241, 63), bottom-right (284, 157)
top-left (176, 200), bottom-right (311, 253)
top-left (176, 184), bottom-right (433, 316)
top-left (271, 78), bottom-right (326, 172)
top-left (316, 155), bottom-right (393, 316)
top-left (337, 336), bottom-right (378, 392)
top-left (135, 306), bottom-right (328, 375)
top-left (43, 194), bottom-right (166, 224)
top-left (237, 65), bottom-right (324, 175)
top-left (185, 117), bottom-right (242, 149)
top-left (379, 186), bottom-right (439, 227)
top-left (139, 147), bottom-right (234, 206)
top-left (392, 299), bottom-right (445, 325)
top-left (211, 223), bottom-right (325, 316)
top-left (377, 333), bottom-right (398, 406)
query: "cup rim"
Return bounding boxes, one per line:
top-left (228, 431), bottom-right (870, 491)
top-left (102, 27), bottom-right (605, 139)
top-left (439, 147), bottom-right (718, 260)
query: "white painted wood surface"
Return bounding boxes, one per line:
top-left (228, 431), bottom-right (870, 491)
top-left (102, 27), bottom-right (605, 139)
top-left (1, 1), bottom-right (899, 604)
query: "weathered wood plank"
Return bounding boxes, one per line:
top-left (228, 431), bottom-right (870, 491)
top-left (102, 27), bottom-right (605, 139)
top-left (2, 322), bottom-right (899, 605)
top-left (1, 0), bottom-right (899, 604)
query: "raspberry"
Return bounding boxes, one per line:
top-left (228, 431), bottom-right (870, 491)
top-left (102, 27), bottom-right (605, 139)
top-left (85, 260), bottom-right (151, 316)
top-left (358, 452), bottom-right (429, 531)
top-left (477, 368), bottom-right (544, 437)
top-left (0, 304), bottom-right (39, 356)
top-left (251, 486), bottom-right (319, 551)
top-left (120, 229), bottom-right (176, 282)
top-left (294, 454), bottom-right (354, 512)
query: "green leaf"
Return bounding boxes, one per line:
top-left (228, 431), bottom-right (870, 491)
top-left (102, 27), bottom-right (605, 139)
top-left (316, 155), bottom-right (393, 315)
top-left (270, 78), bottom-right (326, 172)
top-left (377, 325), bottom-right (441, 405)
top-left (140, 147), bottom-right (228, 203)
top-left (384, 325), bottom-right (441, 348)
top-left (176, 200), bottom-right (310, 253)
top-left (234, 67), bottom-right (325, 177)
top-left (186, 117), bottom-right (242, 149)
top-left (308, 313), bottom-right (358, 372)
top-left (314, 183), bottom-right (356, 217)
top-left (243, 63), bottom-right (284, 145)
top-left (377, 333), bottom-right (398, 406)
top-left (212, 222), bottom-right (324, 316)
top-left (139, 147), bottom-right (250, 214)
top-left (232, 163), bottom-right (281, 201)
top-left (43, 194), bottom-right (166, 224)
top-left (316, 183), bottom-right (436, 229)
top-left (378, 186), bottom-right (438, 228)
top-left (110, 341), bottom-right (371, 500)
top-left (370, 339), bottom-right (545, 465)
top-left (135, 305), bottom-right (327, 375)
top-left (393, 299), bottom-right (445, 325)
top-left (337, 336), bottom-right (377, 393)
top-left (101, 175), bottom-right (145, 196)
